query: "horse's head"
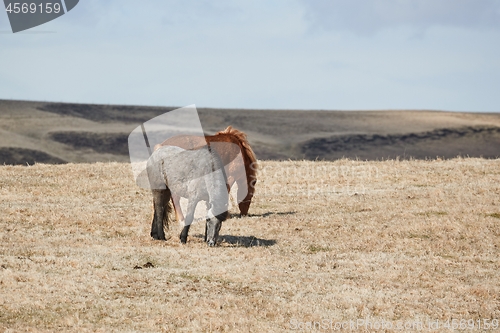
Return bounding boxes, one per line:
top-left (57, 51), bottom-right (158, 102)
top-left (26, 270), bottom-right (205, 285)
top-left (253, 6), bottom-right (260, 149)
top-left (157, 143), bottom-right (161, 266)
top-left (205, 210), bottom-right (227, 247)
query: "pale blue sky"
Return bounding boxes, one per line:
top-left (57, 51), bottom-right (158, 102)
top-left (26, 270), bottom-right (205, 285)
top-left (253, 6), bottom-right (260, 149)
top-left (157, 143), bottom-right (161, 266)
top-left (1, 0), bottom-right (499, 111)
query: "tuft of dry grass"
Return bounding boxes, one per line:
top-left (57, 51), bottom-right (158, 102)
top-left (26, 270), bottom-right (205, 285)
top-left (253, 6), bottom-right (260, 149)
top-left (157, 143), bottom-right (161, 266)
top-left (1, 158), bottom-right (499, 332)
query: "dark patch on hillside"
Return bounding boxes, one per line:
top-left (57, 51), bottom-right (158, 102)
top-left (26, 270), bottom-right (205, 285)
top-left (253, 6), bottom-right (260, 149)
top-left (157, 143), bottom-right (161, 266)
top-left (251, 143), bottom-right (293, 161)
top-left (49, 132), bottom-right (129, 155)
top-left (302, 126), bottom-right (500, 160)
top-left (38, 103), bottom-right (176, 124)
top-left (0, 148), bottom-right (66, 165)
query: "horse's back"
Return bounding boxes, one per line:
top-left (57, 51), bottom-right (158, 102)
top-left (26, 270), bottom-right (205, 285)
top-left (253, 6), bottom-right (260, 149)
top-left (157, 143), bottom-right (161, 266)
top-left (156, 135), bottom-right (207, 151)
top-left (155, 126), bottom-right (257, 188)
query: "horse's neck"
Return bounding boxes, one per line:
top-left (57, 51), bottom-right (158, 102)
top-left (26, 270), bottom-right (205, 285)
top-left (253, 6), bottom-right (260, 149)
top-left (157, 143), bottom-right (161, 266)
top-left (204, 165), bottom-right (229, 216)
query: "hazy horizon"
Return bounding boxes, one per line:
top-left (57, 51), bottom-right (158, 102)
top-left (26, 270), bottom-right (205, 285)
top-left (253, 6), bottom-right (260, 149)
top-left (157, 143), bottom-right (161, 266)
top-left (2, 97), bottom-right (500, 114)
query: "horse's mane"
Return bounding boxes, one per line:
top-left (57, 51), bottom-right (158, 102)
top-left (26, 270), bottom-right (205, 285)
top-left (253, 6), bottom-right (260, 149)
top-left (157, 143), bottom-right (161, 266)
top-left (215, 126), bottom-right (258, 178)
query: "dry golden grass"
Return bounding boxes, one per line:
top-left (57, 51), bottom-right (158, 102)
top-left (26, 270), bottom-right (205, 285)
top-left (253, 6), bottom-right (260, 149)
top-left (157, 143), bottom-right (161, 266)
top-left (0, 159), bottom-right (499, 332)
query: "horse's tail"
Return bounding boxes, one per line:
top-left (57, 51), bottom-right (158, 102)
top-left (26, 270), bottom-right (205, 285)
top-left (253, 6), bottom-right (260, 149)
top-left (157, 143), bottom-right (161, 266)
top-left (216, 126), bottom-right (259, 184)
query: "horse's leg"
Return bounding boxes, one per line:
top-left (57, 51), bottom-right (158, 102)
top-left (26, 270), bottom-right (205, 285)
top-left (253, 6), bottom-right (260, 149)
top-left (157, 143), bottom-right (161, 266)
top-left (226, 177), bottom-right (235, 193)
top-left (179, 225), bottom-right (190, 244)
top-left (237, 177), bottom-right (255, 216)
top-left (179, 198), bottom-right (197, 244)
top-left (172, 195), bottom-right (185, 222)
top-left (203, 201), bottom-right (209, 242)
top-left (151, 189), bottom-right (170, 240)
top-left (204, 222), bottom-right (208, 242)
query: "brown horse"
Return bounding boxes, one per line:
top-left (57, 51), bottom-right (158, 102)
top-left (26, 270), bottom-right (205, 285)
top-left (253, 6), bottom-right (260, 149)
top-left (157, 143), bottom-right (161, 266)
top-left (154, 126), bottom-right (258, 221)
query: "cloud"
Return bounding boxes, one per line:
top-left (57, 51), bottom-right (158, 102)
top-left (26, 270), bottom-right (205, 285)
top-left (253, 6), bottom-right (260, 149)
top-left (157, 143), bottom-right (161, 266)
top-left (300, 0), bottom-right (500, 35)
top-left (52, 0), bottom-right (244, 32)
top-left (1, 0), bottom-right (500, 111)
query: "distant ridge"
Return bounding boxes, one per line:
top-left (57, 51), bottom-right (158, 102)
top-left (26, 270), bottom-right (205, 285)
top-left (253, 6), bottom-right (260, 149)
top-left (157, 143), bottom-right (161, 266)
top-left (1, 99), bottom-right (500, 165)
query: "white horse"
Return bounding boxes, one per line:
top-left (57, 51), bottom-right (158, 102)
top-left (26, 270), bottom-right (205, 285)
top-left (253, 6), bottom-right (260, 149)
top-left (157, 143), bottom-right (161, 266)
top-left (146, 145), bottom-right (228, 246)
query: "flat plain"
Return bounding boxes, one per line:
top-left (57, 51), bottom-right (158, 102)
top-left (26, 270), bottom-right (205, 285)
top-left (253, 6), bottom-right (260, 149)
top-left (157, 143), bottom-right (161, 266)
top-left (1, 158), bottom-right (499, 332)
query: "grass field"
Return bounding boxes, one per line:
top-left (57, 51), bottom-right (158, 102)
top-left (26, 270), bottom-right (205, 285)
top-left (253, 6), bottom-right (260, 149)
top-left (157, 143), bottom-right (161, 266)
top-left (1, 159), bottom-right (499, 332)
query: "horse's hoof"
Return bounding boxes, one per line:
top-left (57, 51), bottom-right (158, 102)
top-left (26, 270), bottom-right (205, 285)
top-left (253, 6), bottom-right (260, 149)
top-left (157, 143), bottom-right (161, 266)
top-left (207, 240), bottom-right (216, 247)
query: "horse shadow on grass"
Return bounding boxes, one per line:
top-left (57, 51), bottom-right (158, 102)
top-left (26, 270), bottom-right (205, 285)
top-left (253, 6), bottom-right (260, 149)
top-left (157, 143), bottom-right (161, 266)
top-left (192, 211), bottom-right (295, 247)
top-left (193, 234), bottom-right (277, 247)
top-left (229, 211), bottom-right (296, 219)
top-left (221, 235), bottom-right (276, 247)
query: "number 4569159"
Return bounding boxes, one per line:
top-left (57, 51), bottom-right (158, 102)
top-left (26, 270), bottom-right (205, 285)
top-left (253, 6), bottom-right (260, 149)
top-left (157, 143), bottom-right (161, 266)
top-left (5, 3), bottom-right (61, 14)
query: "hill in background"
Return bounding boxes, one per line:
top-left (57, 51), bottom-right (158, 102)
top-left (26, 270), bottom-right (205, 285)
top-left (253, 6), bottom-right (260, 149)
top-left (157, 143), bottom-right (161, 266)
top-left (1, 99), bottom-right (500, 165)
